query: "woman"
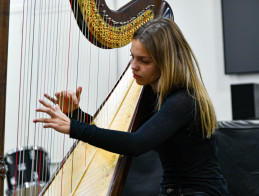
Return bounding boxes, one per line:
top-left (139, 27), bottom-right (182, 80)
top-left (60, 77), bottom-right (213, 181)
top-left (34, 18), bottom-right (229, 196)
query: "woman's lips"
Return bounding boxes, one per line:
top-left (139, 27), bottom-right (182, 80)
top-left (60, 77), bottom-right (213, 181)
top-left (133, 74), bottom-right (141, 79)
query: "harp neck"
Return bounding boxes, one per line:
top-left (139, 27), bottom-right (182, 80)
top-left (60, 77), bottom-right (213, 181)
top-left (71, 0), bottom-right (173, 48)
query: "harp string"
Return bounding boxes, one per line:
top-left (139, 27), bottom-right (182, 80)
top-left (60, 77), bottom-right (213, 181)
top-left (49, 0), bottom-right (60, 189)
top-left (33, 0), bottom-right (42, 194)
top-left (35, 0), bottom-right (44, 193)
top-left (17, 0), bottom-right (34, 194)
top-left (60, 0), bottom-right (72, 193)
top-left (15, 0), bottom-right (26, 192)
top-left (70, 0), bottom-right (79, 192)
top-left (42, 0), bottom-right (52, 194)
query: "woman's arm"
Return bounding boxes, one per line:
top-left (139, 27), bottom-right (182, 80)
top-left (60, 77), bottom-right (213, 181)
top-left (69, 90), bottom-right (195, 156)
top-left (34, 89), bottom-right (194, 156)
top-left (70, 107), bottom-right (93, 123)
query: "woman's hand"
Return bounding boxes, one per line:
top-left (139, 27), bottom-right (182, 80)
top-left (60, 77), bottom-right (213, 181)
top-left (44, 86), bottom-right (82, 114)
top-left (33, 99), bottom-right (71, 135)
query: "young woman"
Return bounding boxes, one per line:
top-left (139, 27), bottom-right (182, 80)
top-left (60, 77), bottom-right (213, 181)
top-left (34, 18), bottom-right (229, 196)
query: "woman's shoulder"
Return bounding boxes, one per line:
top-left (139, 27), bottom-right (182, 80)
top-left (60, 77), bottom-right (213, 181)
top-left (167, 88), bottom-right (194, 102)
top-left (161, 88), bottom-right (195, 111)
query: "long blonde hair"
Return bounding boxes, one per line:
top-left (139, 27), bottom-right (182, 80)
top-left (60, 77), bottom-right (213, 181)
top-left (133, 18), bottom-right (217, 138)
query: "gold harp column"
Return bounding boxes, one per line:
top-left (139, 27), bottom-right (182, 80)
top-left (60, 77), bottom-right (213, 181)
top-left (0, 0), bottom-right (10, 194)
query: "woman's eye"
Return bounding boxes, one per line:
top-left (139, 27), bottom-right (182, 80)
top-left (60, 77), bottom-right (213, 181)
top-left (141, 60), bottom-right (150, 64)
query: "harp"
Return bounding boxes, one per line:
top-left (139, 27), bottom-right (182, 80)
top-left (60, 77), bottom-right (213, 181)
top-left (0, 0), bottom-right (173, 195)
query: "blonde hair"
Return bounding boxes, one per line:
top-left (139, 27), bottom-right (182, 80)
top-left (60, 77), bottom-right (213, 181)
top-left (133, 18), bottom-right (217, 138)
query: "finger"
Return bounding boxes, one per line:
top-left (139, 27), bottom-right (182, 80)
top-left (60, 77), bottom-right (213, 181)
top-left (54, 104), bottom-right (62, 112)
top-left (67, 91), bottom-right (74, 100)
top-left (43, 123), bottom-right (56, 129)
top-left (56, 92), bottom-right (67, 106)
top-left (33, 118), bottom-right (51, 123)
top-left (72, 93), bottom-right (78, 105)
top-left (61, 90), bottom-right (73, 98)
top-left (43, 123), bottom-right (52, 128)
top-left (43, 123), bottom-right (61, 132)
top-left (63, 93), bottom-right (73, 105)
top-left (55, 92), bottom-right (60, 99)
top-left (43, 123), bottom-right (69, 134)
top-left (60, 91), bottom-right (67, 97)
top-left (56, 91), bottom-right (64, 100)
top-left (76, 86), bottom-right (82, 100)
top-left (39, 99), bottom-right (55, 111)
top-left (59, 91), bottom-right (69, 104)
top-left (44, 93), bottom-right (57, 104)
top-left (36, 107), bottom-right (56, 117)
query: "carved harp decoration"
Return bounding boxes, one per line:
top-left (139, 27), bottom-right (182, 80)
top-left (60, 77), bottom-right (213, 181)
top-left (70, 0), bottom-right (173, 48)
top-left (0, 0), bottom-right (173, 195)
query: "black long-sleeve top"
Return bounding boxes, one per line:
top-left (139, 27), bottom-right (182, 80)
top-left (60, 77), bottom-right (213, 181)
top-left (69, 88), bottom-right (228, 196)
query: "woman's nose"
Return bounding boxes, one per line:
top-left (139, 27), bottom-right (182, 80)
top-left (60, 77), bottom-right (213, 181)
top-left (131, 59), bottom-right (139, 71)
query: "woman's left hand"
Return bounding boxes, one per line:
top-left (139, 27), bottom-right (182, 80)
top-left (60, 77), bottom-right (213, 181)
top-left (33, 99), bottom-right (71, 135)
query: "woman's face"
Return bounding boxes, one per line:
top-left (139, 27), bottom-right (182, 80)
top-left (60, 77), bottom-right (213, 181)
top-left (130, 39), bottom-right (161, 92)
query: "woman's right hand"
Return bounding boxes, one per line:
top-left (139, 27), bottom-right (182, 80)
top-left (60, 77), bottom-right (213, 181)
top-left (44, 86), bottom-right (82, 114)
